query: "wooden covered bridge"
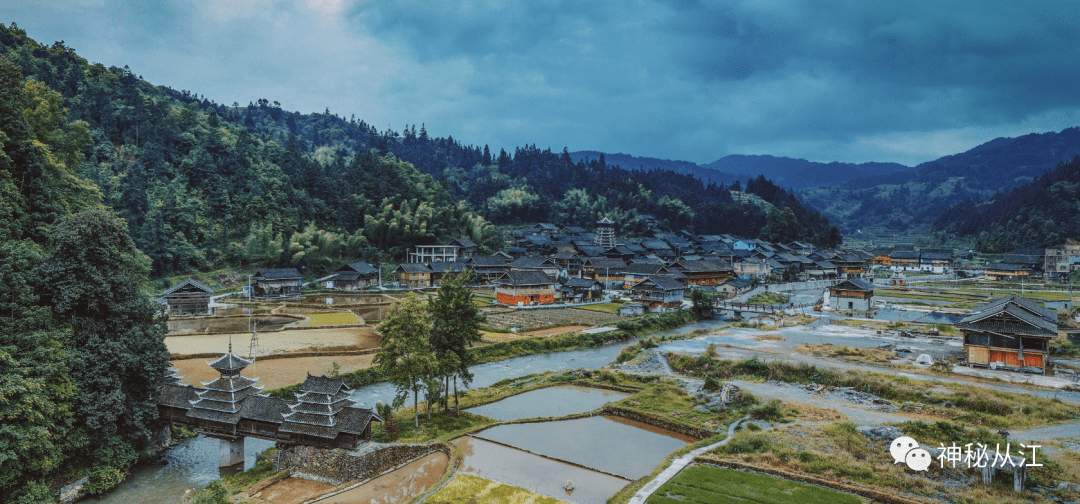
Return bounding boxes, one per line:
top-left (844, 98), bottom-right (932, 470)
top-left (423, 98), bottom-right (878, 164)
top-left (157, 350), bottom-right (381, 466)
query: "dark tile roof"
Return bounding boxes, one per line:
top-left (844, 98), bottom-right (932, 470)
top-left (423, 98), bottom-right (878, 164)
top-left (468, 255), bottom-right (508, 267)
top-left (564, 278), bottom-right (602, 289)
top-left (300, 374), bottom-right (350, 395)
top-left (833, 278), bottom-right (875, 292)
top-left (510, 257), bottom-right (554, 268)
top-left (586, 258), bottom-right (627, 270)
top-left (450, 236), bottom-right (477, 248)
top-left (158, 384), bottom-right (199, 409)
top-left (240, 395), bottom-right (293, 424)
top-left (890, 250), bottom-right (920, 259)
top-left (970, 294), bottom-right (1056, 322)
top-left (495, 271), bottom-right (556, 286)
top-left (920, 250), bottom-right (953, 260)
top-left (624, 263), bottom-right (665, 275)
top-left (340, 261), bottom-right (378, 275)
top-left (428, 261), bottom-right (468, 273)
top-left (330, 271), bottom-right (362, 281)
top-left (202, 375), bottom-right (261, 392)
top-left (396, 263), bottom-right (432, 273)
top-left (957, 303), bottom-right (1057, 337)
top-left (254, 268), bottom-right (303, 280)
top-left (641, 240), bottom-right (671, 250)
top-left (161, 278), bottom-right (214, 297)
top-left (631, 277), bottom-right (686, 291)
top-left (208, 353), bottom-right (254, 374)
top-left (984, 262), bottom-right (1031, 272)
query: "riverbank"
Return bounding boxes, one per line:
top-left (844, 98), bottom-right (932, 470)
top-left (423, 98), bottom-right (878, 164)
top-left (265, 309), bottom-right (700, 400)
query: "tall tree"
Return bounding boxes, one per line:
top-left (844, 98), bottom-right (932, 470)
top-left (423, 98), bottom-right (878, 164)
top-left (372, 293), bottom-right (436, 426)
top-left (35, 209), bottom-right (170, 442)
top-left (427, 270), bottom-right (484, 413)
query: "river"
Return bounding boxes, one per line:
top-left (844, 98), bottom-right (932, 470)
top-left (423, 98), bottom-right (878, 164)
top-left (87, 319), bottom-right (727, 504)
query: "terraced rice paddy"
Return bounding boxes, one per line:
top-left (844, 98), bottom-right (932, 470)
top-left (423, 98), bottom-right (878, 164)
top-left (647, 465), bottom-right (861, 504)
top-left (297, 311), bottom-right (361, 326)
top-left (484, 308), bottom-right (622, 330)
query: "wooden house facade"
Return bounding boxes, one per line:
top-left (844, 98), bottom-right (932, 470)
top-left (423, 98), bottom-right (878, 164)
top-left (395, 263), bottom-right (432, 288)
top-left (629, 277), bottom-right (685, 312)
top-left (958, 295), bottom-right (1056, 373)
top-left (494, 271), bottom-right (559, 305)
top-left (252, 268), bottom-right (303, 299)
top-left (561, 278), bottom-right (605, 303)
top-left (158, 278), bottom-right (214, 315)
top-left (826, 278), bottom-right (875, 311)
top-left (984, 263), bottom-right (1034, 281)
top-left (321, 262), bottom-right (379, 290)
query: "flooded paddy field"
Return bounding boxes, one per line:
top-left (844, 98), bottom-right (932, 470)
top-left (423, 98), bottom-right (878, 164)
top-left (313, 451), bottom-right (449, 504)
top-left (465, 385), bottom-right (629, 421)
top-left (167, 315), bottom-right (298, 335)
top-left (474, 415), bottom-right (692, 480)
top-left (655, 323), bottom-right (963, 357)
top-left (452, 436), bottom-right (629, 504)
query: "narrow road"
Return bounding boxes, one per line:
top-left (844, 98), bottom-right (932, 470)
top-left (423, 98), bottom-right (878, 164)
top-left (628, 415), bottom-right (751, 504)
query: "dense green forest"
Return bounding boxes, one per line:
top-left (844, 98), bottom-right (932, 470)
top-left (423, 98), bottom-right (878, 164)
top-left (0, 48), bottom-right (170, 502)
top-left (0, 23), bottom-right (838, 281)
top-left (932, 156), bottom-right (1080, 252)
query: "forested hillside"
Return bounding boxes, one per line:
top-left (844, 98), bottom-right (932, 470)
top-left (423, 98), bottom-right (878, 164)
top-left (0, 23), bottom-right (840, 281)
top-left (0, 50), bottom-right (169, 502)
top-left (932, 156), bottom-right (1080, 252)
top-left (704, 154), bottom-right (910, 189)
top-left (802, 128), bottom-right (1080, 233)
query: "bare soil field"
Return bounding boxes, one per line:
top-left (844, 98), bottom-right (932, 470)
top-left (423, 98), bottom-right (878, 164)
top-left (171, 354), bottom-right (376, 389)
top-left (248, 477), bottom-right (334, 503)
top-left (525, 324), bottom-right (593, 337)
top-left (165, 326), bottom-right (380, 357)
top-left (316, 452), bottom-right (450, 504)
top-left (484, 308), bottom-right (621, 330)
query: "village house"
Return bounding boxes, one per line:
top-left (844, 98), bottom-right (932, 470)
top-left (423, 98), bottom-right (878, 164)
top-left (624, 263), bottom-right (684, 289)
top-left (394, 263), bottom-right (432, 288)
top-left (251, 268), bottom-right (303, 299)
top-left (984, 263), bottom-right (1034, 281)
top-left (494, 271), bottom-right (559, 305)
top-left (825, 278), bottom-right (875, 311)
top-left (466, 255), bottom-right (509, 284)
top-left (958, 295), bottom-right (1056, 373)
top-left (919, 249), bottom-right (953, 273)
top-left (583, 257), bottom-right (627, 289)
top-left (509, 256), bottom-right (562, 278)
top-left (1044, 239), bottom-right (1080, 278)
top-left (561, 278), bottom-right (605, 303)
top-left (717, 277), bottom-right (754, 297)
top-left (158, 278), bottom-right (214, 315)
top-left (550, 250), bottom-right (583, 277)
top-left (428, 261), bottom-right (469, 286)
top-left (734, 258), bottom-right (772, 279)
top-left (409, 243), bottom-right (460, 263)
top-left (670, 259), bottom-right (732, 286)
top-left (628, 277), bottom-right (686, 312)
top-left (872, 248), bottom-right (892, 266)
top-left (889, 250), bottom-right (921, 272)
top-left (320, 261), bottom-right (379, 290)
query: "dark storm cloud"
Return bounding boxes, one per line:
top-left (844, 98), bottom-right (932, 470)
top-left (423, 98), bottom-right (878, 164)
top-left (7, 0), bottom-right (1080, 165)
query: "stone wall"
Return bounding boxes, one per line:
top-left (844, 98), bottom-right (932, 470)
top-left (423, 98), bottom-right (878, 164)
top-left (276, 442), bottom-right (450, 486)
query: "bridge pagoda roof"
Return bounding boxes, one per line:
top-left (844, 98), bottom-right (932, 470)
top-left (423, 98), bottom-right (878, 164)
top-left (207, 352), bottom-right (254, 375)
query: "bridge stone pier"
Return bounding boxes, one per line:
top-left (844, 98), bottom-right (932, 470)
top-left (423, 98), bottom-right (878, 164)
top-left (220, 438), bottom-right (245, 466)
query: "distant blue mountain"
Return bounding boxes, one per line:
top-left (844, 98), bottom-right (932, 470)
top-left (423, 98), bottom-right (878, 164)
top-left (569, 151), bottom-right (911, 190)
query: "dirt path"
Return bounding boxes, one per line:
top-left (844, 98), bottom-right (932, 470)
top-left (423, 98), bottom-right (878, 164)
top-left (171, 354), bottom-right (375, 389)
top-left (248, 478), bottom-right (334, 503)
top-left (526, 325), bottom-right (592, 337)
top-left (165, 326), bottom-right (380, 356)
top-left (315, 452), bottom-right (449, 504)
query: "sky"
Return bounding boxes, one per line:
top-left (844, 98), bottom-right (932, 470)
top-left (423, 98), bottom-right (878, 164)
top-left (7, 0), bottom-right (1080, 166)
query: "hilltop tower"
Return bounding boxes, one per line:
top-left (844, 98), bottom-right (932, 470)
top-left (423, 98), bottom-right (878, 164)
top-left (595, 216), bottom-right (616, 249)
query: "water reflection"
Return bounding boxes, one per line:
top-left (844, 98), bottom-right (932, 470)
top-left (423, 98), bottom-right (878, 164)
top-left (474, 416), bottom-right (689, 480)
top-left (79, 435), bottom-right (275, 504)
top-left (452, 436), bottom-right (629, 504)
top-left (465, 385), bottom-right (629, 421)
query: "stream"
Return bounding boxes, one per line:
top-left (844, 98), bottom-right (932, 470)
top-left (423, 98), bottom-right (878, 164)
top-left (86, 319), bottom-right (727, 504)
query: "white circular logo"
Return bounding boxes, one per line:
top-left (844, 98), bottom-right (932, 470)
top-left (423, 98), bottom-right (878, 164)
top-left (890, 436), bottom-right (919, 465)
top-left (905, 448), bottom-right (932, 471)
